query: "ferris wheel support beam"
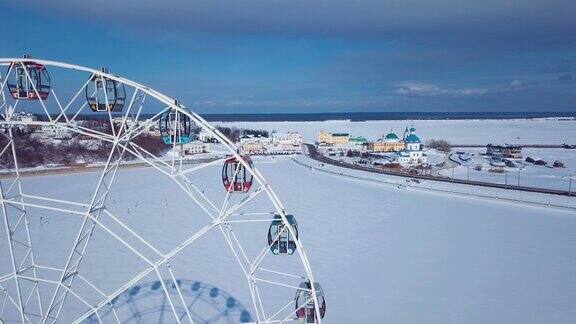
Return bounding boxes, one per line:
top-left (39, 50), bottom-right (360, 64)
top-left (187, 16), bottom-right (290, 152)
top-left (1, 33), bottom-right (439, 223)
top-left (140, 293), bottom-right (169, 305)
top-left (152, 267), bottom-right (182, 324)
top-left (53, 76), bottom-right (93, 123)
top-left (42, 141), bottom-right (129, 323)
top-left (0, 126), bottom-right (44, 322)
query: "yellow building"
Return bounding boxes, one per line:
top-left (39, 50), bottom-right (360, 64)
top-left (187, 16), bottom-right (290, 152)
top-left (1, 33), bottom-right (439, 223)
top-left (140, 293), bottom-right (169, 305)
top-left (368, 132), bottom-right (405, 152)
top-left (318, 131), bottom-right (350, 145)
top-left (240, 135), bottom-right (270, 154)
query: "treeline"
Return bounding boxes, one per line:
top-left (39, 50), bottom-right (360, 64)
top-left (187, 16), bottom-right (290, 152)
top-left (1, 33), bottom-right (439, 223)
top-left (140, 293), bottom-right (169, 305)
top-left (216, 126), bottom-right (269, 143)
top-left (0, 132), bottom-right (167, 169)
top-left (426, 139), bottom-right (452, 153)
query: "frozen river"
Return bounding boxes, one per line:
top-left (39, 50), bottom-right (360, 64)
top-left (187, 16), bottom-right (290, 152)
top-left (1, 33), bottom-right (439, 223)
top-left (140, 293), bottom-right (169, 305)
top-left (1, 156), bottom-right (575, 323)
top-left (219, 118), bottom-right (576, 145)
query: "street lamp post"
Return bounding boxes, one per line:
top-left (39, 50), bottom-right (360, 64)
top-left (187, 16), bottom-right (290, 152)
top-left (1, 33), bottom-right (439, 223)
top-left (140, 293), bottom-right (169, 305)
top-left (451, 167), bottom-right (455, 193)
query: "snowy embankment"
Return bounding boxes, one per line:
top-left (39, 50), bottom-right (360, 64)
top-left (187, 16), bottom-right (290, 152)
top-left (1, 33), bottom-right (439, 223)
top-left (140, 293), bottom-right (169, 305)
top-left (1, 156), bottom-right (576, 323)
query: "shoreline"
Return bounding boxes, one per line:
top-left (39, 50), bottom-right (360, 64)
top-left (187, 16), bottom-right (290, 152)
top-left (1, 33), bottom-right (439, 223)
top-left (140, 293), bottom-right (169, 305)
top-left (0, 157), bottom-right (219, 179)
top-left (38, 113), bottom-right (576, 123)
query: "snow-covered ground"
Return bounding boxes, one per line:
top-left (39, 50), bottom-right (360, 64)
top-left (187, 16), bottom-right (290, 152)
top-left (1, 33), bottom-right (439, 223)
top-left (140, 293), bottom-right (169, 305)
top-left (217, 118), bottom-right (576, 145)
top-left (1, 155), bottom-right (576, 323)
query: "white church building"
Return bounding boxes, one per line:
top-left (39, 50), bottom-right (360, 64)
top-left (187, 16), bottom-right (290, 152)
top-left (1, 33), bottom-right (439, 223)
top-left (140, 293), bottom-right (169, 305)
top-left (393, 125), bottom-right (427, 165)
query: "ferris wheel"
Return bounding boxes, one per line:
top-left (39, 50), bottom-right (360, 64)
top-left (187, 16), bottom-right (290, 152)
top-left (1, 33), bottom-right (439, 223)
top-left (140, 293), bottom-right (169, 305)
top-left (0, 56), bottom-right (326, 323)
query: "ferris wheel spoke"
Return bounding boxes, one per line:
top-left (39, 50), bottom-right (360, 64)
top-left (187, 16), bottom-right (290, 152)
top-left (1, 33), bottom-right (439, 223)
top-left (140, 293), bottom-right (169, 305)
top-left (252, 280), bottom-right (267, 321)
top-left (176, 289), bottom-right (204, 323)
top-left (49, 88), bottom-right (71, 124)
top-left (73, 219), bottom-right (222, 324)
top-left (180, 178), bottom-right (220, 214)
top-left (17, 274), bottom-right (101, 322)
top-left (101, 209), bottom-right (164, 258)
top-left (216, 225), bottom-right (263, 320)
top-left (2, 196), bottom-right (88, 216)
top-left (0, 286), bottom-right (8, 317)
top-left (125, 141), bottom-right (174, 173)
top-left (250, 224), bottom-right (287, 271)
top-left (113, 88), bottom-right (139, 139)
top-left (21, 193), bottom-right (91, 209)
top-left (254, 278), bottom-right (309, 295)
top-left (177, 156), bottom-right (229, 177)
top-left (279, 295), bottom-right (316, 323)
top-left (119, 141), bottom-right (222, 223)
top-left (225, 218), bottom-right (275, 224)
top-left (257, 268), bottom-right (306, 281)
top-left (42, 143), bottom-right (129, 323)
top-left (69, 90), bottom-right (94, 123)
top-left (0, 282), bottom-right (31, 322)
top-left (213, 196), bottom-right (272, 323)
top-left (177, 180), bottom-right (220, 220)
top-left (120, 106), bottom-right (169, 142)
top-left (54, 75), bottom-right (93, 123)
top-left (0, 141), bottom-right (12, 161)
top-left (161, 263), bottom-right (194, 324)
top-left (120, 139), bottom-right (226, 223)
top-left (0, 272), bottom-right (14, 284)
top-left (152, 268), bottom-right (183, 324)
top-left (6, 98), bottom-right (21, 121)
top-left (222, 187), bottom-right (265, 219)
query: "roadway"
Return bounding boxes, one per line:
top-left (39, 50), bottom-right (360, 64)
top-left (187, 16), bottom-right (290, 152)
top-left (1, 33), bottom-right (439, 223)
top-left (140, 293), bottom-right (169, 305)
top-left (304, 144), bottom-right (574, 197)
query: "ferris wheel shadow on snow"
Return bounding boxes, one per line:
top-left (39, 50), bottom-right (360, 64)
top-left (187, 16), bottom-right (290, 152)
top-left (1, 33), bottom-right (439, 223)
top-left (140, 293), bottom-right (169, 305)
top-left (85, 279), bottom-right (252, 323)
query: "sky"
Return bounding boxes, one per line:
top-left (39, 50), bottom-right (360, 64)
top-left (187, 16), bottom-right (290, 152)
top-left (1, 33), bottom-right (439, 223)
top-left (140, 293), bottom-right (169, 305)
top-left (0, 0), bottom-right (575, 114)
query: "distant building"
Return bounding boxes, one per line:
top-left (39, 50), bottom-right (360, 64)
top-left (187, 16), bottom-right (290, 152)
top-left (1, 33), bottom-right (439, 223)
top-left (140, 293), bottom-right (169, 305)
top-left (180, 141), bottom-right (210, 155)
top-left (14, 111), bottom-right (37, 123)
top-left (404, 126), bottom-right (422, 151)
top-left (198, 129), bottom-right (217, 143)
top-left (40, 124), bottom-right (72, 139)
top-left (272, 132), bottom-right (303, 147)
top-left (112, 116), bottom-right (138, 129)
top-left (3, 111), bottom-right (38, 133)
top-left (368, 131), bottom-right (405, 152)
top-left (349, 136), bottom-right (368, 146)
top-left (240, 135), bottom-right (271, 155)
top-left (270, 132), bottom-right (303, 154)
top-left (486, 144), bottom-right (522, 159)
top-left (318, 131), bottom-right (350, 145)
top-left (392, 125), bottom-right (427, 165)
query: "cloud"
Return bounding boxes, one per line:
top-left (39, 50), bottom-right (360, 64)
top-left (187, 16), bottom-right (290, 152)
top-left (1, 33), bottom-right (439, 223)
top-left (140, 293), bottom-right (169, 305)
top-left (393, 79), bottom-right (532, 99)
top-left (393, 83), bottom-right (488, 99)
top-left (558, 73), bottom-right (574, 83)
top-left (503, 80), bottom-right (529, 91)
top-left (509, 80), bottom-right (523, 87)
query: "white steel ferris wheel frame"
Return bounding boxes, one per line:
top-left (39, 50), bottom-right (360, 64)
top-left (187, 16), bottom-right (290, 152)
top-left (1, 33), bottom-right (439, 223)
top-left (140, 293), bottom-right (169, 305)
top-left (0, 58), bottom-right (322, 324)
